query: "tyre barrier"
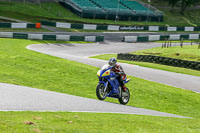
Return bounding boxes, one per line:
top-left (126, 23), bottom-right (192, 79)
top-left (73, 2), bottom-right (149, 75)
top-left (117, 53), bottom-right (200, 70)
top-left (41, 21), bottom-right (200, 32)
top-left (123, 34), bottom-right (200, 42)
top-left (0, 32), bottom-right (104, 42)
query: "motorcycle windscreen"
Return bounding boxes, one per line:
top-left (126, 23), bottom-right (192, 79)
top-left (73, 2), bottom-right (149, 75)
top-left (101, 70), bottom-right (110, 77)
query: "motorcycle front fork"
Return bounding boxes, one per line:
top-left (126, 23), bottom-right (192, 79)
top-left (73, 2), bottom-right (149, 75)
top-left (103, 81), bottom-right (108, 93)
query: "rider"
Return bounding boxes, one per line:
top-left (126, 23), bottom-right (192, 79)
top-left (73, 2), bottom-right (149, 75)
top-left (108, 57), bottom-right (127, 91)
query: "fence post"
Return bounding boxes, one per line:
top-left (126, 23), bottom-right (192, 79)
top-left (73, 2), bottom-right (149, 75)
top-left (167, 39), bottom-right (170, 48)
top-left (170, 40), bottom-right (172, 47)
top-left (164, 38), bottom-right (167, 48)
top-left (180, 38), bottom-right (183, 48)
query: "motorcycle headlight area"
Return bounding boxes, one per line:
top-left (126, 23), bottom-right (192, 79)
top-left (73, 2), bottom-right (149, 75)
top-left (99, 77), bottom-right (107, 82)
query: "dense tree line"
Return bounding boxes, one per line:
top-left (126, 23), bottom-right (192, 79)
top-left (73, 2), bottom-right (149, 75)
top-left (152, 0), bottom-right (200, 13)
top-left (168, 0), bottom-right (200, 13)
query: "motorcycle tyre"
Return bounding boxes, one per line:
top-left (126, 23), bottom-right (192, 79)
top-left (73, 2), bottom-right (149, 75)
top-left (118, 88), bottom-right (130, 105)
top-left (96, 83), bottom-right (107, 100)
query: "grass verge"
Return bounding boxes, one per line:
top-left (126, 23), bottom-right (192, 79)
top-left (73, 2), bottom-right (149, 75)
top-left (0, 38), bottom-right (200, 118)
top-left (0, 112), bottom-right (200, 133)
top-left (131, 44), bottom-right (200, 62)
top-left (0, 28), bottom-right (50, 32)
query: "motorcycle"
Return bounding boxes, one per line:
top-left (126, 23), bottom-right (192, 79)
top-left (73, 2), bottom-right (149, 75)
top-left (96, 64), bottom-right (130, 105)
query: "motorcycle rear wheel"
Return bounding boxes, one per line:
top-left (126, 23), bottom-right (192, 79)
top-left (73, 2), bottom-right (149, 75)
top-left (118, 88), bottom-right (130, 105)
top-left (96, 83), bottom-right (107, 100)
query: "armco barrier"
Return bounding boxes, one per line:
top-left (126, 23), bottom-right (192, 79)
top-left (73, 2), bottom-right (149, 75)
top-left (42, 21), bottom-right (119, 31)
top-left (117, 53), bottom-right (200, 70)
top-left (13, 33), bottom-right (28, 39)
top-left (0, 22), bottom-right (37, 28)
top-left (123, 34), bottom-right (200, 42)
top-left (0, 23), bottom-right (11, 28)
top-left (41, 21), bottom-right (200, 32)
top-left (0, 32), bottom-right (104, 42)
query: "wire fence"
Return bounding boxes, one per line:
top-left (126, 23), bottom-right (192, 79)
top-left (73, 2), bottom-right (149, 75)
top-left (161, 38), bottom-right (200, 49)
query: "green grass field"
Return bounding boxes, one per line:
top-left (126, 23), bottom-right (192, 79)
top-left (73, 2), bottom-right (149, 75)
top-left (0, 38), bottom-right (200, 119)
top-left (0, 1), bottom-right (200, 132)
top-left (0, 28), bottom-right (50, 32)
top-left (0, 112), bottom-right (200, 133)
top-left (0, 38), bottom-right (200, 132)
top-left (131, 44), bottom-right (200, 62)
top-left (0, 18), bottom-right (14, 22)
top-left (0, 1), bottom-right (200, 26)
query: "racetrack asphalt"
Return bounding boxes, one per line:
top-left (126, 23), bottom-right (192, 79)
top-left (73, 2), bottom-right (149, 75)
top-left (0, 82), bottom-right (189, 118)
top-left (27, 42), bottom-right (200, 93)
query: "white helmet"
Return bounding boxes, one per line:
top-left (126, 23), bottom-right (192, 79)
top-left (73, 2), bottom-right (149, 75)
top-left (108, 57), bottom-right (117, 67)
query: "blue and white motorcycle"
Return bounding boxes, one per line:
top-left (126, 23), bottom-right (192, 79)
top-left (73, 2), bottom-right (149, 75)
top-left (96, 64), bottom-right (130, 105)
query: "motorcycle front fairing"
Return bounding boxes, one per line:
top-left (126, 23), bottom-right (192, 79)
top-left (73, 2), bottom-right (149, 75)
top-left (97, 64), bottom-right (120, 98)
top-left (97, 65), bottom-right (111, 94)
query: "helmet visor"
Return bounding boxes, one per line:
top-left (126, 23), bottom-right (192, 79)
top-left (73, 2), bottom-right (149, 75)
top-left (109, 62), bottom-right (115, 66)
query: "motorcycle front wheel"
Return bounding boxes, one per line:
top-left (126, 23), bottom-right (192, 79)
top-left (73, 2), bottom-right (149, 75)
top-left (96, 83), bottom-right (107, 100)
top-left (118, 88), bottom-right (130, 105)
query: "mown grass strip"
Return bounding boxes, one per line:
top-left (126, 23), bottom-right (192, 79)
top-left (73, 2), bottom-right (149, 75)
top-left (131, 44), bottom-right (200, 62)
top-left (0, 112), bottom-right (200, 133)
top-left (0, 28), bottom-right (50, 32)
top-left (0, 38), bottom-right (200, 118)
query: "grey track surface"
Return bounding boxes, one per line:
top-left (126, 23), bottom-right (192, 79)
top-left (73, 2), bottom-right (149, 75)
top-left (27, 42), bottom-right (200, 93)
top-left (0, 83), bottom-right (189, 118)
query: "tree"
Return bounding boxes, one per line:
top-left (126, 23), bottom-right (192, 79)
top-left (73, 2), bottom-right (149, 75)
top-left (180, 0), bottom-right (200, 13)
top-left (167, 0), bottom-right (200, 13)
top-left (37, 0), bottom-right (41, 7)
top-left (168, 0), bottom-right (180, 9)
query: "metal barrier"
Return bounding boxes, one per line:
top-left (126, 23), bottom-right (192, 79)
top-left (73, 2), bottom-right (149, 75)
top-left (0, 32), bottom-right (104, 42)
